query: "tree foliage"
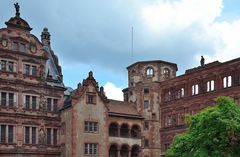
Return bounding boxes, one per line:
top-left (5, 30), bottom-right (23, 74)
top-left (166, 96), bottom-right (240, 157)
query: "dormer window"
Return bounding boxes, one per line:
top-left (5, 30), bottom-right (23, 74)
top-left (146, 67), bottom-right (154, 77)
top-left (163, 68), bottom-right (170, 78)
top-left (12, 41), bottom-right (26, 52)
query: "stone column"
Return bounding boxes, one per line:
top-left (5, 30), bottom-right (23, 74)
top-left (117, 149), bottom-right (121, 157)
top-left (118, 126), bottom-right (121, 137)
top-left (128, 150), bottom-right (131, 157)
top-left (128, 129), bottom-right (131, 138)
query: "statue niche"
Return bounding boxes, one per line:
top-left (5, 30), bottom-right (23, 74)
top-left (39, 128), bottom-right (46, 144)
top-left (39, 94), bottom-right (46, 112)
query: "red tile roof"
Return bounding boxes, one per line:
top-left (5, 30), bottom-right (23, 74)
top-left (108, 100), bottom-right (142, 118)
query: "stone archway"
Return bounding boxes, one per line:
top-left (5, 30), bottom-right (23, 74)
top-left (109, 144), bottom-right (118, 157)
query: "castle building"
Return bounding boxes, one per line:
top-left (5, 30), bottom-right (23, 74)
top-left (2, 3), bottom-right (240, 157)
top-left (0, 3), bottom-right (65, 157)
top-left (159, 58), bottom-right (240, 155)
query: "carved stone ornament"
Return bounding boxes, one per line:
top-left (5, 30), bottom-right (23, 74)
top-left (39, 128), bottom-right (46, 144)
top-left (39, 94), bottom-right (46, 111)
top-left (30, 43), bottom-right (37, 53)
top-left (1, 39), bottom-right (8, 47)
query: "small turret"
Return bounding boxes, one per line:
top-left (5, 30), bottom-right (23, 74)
top-left (41, 27), bottom-right (51, 47)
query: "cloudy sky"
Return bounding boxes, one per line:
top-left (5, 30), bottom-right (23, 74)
top-left (1, 0), bottom-right (240, 100)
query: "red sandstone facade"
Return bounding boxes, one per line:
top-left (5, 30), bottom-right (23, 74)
top-left (0, 5), bottom-right (65, 157)
top-left (159, 59), bottom-right (240, 155)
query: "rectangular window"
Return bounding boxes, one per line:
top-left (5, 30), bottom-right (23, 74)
top-left (32, 96), bottom-right (37, 111)
top-left (25, 127), bottom-right (30, 144)
top-left (24, 64), bottom-right (30, 75)
top-left (12, 42), bottom-right (18, 51)
top-left (165, 115), bottom-right (172, 127)
top-left (144, 121), bottom-right (149, 130)
top-left (19, 43), bottom-right (25, 52)
top-left (144, 88), bottom-right (149, 94)
top-left (32, 66), bottom-right (37, 76)
top-left (47, 128), bottom-right (51, 145)
top-left (1, 92), bottom-right (7, 106)
top-left (87, 95), bottom-right (94, 104)
top-left (84, 121), bottom-right (98, 133)
top-left (25, 95), bottom-right (30, 109)
top-left (8, 125), bottom-right (13, 143)
top-left (53, 129), bottom-right (57, 145)
top-left (8, 93), bottom-right (14, 107)
top-left (144, 100), bottom-right (149, 109)
top-left (32, 127), bottom-right (36, 144)
top-left (47, 98), bottom-right (52, 111)
top-left (84, 143), bottom-right (98, 155)
top-left (207, 80), bottom-right (215, 92)
top-left (1, 125), bottom-right (6, 143)
top-left (8, 61), bottom-right (14, 72)
top-left (223, 76), bottom-right (232, 88)
top-left (0, 60), bottom-right (7, 71)
top-left (144, 139), bottom-right (149, 148)
top-left (53, 99), bottom-right (58, 112)
top-left (192, 84), bottom-right (199, 95)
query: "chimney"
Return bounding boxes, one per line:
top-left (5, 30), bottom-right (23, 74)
top-left (41, 27), bottom-right (51, 47)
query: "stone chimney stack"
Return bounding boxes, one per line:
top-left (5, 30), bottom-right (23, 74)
top-left (41, 27), bottom-right (51, 47)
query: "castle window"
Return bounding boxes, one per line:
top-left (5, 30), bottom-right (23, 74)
top-left (0, 92), bottom-right (16, 107)
top-left (176, 88), bottom-right (184, 99)
top-left (46, 128), bottom-right (58, 145)
top-left (0, 59), bottom-right (17, 72)
top-left (46, 97), bottom-right (58, 112)
top-left (207, 80), bottom-right (215, 92)
top-left (24, 126), bottom-right (30, 144)
top-left (192, 84), bottom-right (199, 95)
top-left (144, 100), bottom-right (149, 109)
top-left (144, 139), bottom-right (149, 148)
top-left (84, 121), bottom-right (98, 133)
top-left (146, 67), bottom-right (154, 77)
top-left (24, 95), bottom-right (37, 110)
top-left (144, 121), bottom-right (149, 130)
top-left (163, 68), bottom-right (170, 78)
top-left (86, 94), bottom-right (96, 104)
top-left (53, 129), bottom-right (58, 145)
top-left (0, 125), bottom-right (14, 144)
top-left (12, 42), bottom-right (25, 52)
top-left (24, 126), bottom-right (37, 144)
top-left (84, 143), bottom-right (98, 155)
top-left (144, 88), bottom-right (149, 95)
top-left (165, 91), bottom-right (172, 101)
top-left (165, 115), bottom-right (173, 127)
top-left (24, 64), bottom-right (37, 76)
top-left (223, 76), bottom-right (232, 88)
top-left (47, 128), bottom-right (51, 145)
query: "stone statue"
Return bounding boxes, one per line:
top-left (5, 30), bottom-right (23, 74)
top-left (39, 94), bottom-right (46, 111)
top-left (14, 3), bottom-right (20, 16)
top-left (39, 128), bottom-right (46, 144)
top-left (200, 56), bottom-right (205, 66)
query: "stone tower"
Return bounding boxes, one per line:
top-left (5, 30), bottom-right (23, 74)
top-left (123, 60), bottom-right (178, 157)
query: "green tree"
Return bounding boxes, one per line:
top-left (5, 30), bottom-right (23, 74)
top-left (166, 96), bottom-right (240, 157)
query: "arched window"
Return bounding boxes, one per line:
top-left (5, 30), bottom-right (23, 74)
top-left (109, 123), bottom-right (118, 137)
top-left (163, 68), bottom-right (170, 78)
top-left (146, 67), bottom-right (154, 77)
